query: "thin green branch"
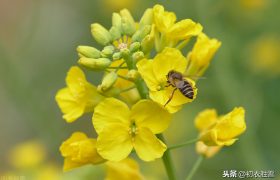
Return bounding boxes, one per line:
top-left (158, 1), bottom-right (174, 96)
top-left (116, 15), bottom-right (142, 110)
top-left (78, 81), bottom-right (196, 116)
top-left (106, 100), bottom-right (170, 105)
top-left (157, 134), bottom-right (177, 180)
top-left (185, 155), bottom-right (204, 180)
top-left (168, 138), bottom-right (199, 150)
top-left (176, 39), bottom-right (190, 50)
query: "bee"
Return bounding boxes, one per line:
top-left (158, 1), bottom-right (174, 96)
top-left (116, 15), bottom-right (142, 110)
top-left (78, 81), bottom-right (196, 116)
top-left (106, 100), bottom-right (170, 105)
top-left (164, 70), bottom-right (195, 107)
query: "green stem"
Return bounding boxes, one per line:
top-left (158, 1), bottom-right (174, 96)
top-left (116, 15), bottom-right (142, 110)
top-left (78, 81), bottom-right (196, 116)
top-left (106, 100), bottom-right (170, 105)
top-left (176, 39), bottom-right (190, 50)
top-left (158, 134), bottom-right (177, 180)
top-left (135, 78), bottom-right (149, 99)
top-left (168, 138), bottom-right (199, 150)
top-left (186, 156), bottom-right (204, 180)
top-left (123, 55), bottom-right (149, 99)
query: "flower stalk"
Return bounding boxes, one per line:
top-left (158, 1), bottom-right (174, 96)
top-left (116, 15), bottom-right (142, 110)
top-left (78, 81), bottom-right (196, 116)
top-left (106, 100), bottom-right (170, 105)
top-left (186, 155), bottom-right (204, 180)
top-left (157, 134), bottom-right (177, 180)
top-left (168, 138), bottom-right (199, 150)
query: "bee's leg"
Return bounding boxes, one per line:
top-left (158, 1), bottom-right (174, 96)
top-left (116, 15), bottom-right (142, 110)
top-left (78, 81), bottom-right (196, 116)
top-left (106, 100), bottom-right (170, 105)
top-left (164, 88), bottom-right (177, 107)
top-left (165, 81), bottom-right (175, 87)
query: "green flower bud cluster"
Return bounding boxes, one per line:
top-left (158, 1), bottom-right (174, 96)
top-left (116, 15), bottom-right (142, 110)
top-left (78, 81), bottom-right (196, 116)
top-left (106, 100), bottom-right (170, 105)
top-left (74, 8), bottom-right (155, 99)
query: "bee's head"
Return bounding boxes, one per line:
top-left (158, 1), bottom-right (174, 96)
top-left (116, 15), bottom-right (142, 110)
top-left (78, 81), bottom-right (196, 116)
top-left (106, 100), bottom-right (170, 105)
top-left (167, 70), bottom-right (183, 80)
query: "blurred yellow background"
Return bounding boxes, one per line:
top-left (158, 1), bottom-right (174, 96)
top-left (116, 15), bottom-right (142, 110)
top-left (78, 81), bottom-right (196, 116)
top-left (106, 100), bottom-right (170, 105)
top-left (0, 0), bottom-right (279, 179)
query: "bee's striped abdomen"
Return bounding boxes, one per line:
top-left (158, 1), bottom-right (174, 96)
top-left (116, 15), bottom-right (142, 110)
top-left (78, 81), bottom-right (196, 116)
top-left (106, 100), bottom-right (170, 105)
top-left (179, 81), bottom-right (194, 99)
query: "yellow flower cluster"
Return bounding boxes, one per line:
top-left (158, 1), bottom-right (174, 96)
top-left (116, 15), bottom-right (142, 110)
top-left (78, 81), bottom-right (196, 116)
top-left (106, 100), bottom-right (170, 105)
top-left (55, 4), bottom-right (246, 179)
top-left (195, 107), bottom-right (246, 158)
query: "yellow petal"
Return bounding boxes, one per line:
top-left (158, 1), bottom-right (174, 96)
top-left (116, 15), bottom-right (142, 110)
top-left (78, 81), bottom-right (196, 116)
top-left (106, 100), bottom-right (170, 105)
top-left (136, 58), bottom-right (159, 91)
top-left (153, 47), bottom-right (187, 83)
top-left (66, 66), bottom-right (87, 95)
top-left (186, 33), bottom-right (221, 77)
top-left (134, 128), bottom-right (166, 161)
top-left (63, 158), bottom-right (84, 171)
top-left (167, 19), bottom-right (202, 40)
top-left (149, 90), bottom-right (181, 113)
top-left (200, 125), bottom-right (238, 146)
top-left (105, 158), bottom-right (144, 180)
top-left (194, 109), bottom-right (218, 132)
top-left (195, 141), bottom-right (222, 158)
top-left (153, 4), bottom-right (176, 33)
top-left (92, 98), bottom-right (131, 134)
top-left (60, 132), bottom-right (88, 157)
top-left (131, 100), bottom-right (171, 134)
top-left (55, 88), bottom-right (85, 123)
top-left (60, 132), bottom-right (105, 171)
top-left (215, 107), bottom-right (246, 141)
top-left (97, 125), bottom-right (133, 161)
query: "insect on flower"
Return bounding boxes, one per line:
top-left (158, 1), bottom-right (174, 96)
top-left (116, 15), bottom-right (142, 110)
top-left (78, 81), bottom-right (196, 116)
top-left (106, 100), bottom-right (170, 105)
top-left (164, 70), bottom-right (195, 107)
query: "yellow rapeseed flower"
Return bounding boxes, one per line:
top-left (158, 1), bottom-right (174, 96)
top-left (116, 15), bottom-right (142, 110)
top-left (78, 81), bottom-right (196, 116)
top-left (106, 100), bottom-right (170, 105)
top-left (186, 33), bottom-right (221, 77)
top-left (105, 158), bottom-right (144, 180)
top-left (137, 47), bottom-right (197, 113)
top-left (195, 107), bottom-right (246, 146)
top-left (92, 98), bottom-right (171, 161)
top-left (55, 66), bottom-right (104, 123)
top-left (8, 141), bottom-right (46, 169)
top-left (248, 35), bottom-right (280, 76)
top-left (152, 4), bottom-right (202, 51)
top-left (60, 132), bottom-right (106, 171)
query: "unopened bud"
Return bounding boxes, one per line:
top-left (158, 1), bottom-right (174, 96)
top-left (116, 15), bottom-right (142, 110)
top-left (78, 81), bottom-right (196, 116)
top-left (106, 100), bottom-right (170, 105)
top-left (77, 46), bottom-right (101, 58)
top-left (129, 42), bottom-right (141, 52)
top-left (112, 13), bottom-right (122, 32)
top-left (98, 72), bottom-right (118, 92)
top-left (78, 57), bottom-right (111, 70)
top-left (101, 45), bottom-right (115, 57)
top-left (127, 70), bottom-right (140, 80)
top-left (141, 35), bottom-right (154, 54)
top-left (120, 48), bottom-right (130, 58)
top-left (112, 52), bottom-right (122, 60)
top-left (120, 9), bottom-right (136, 36)
top-left (139, 8), bottom-right (153, 28)
top-left (100, 87), bottom-right (121, 97)
top-left (132, 51), bottom-right (144, 62)
top-left (109, 26), bottom-right (121, 41)
top-left (132, 25), bottom-right (151, 42)
top-left (91, 23), bottom-right (112, 46)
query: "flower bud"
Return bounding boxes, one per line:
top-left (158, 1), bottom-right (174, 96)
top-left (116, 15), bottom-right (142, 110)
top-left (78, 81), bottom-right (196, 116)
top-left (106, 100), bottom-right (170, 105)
top-left (185, 33), bottom-right (221, 77)
top-left (112, 13), bottom-right (122, 32)
top-left (132, 51), bottom-right (144, 62)
top-left (129, 42), bottom-right (141, 52)
top-left (141, 25), bottom-right (155, 54)
top-left (78, 57), bottom-right (111, 70)
top-left (120, 9), bottom-right (136, 36)
top-left (91, 23), bottom-right (112, 46)
top-left (120, 48), bottom-right (130, 58)
top-left (127, 70), bottom-right (140, 80)
top-left (99, 87), bottom-right (121, 97)
top-left (139, 8), bottom-right (153, 28)
top-left (77, 46), bottom-right (101, 58)
top-left (110, 26), bottom-right (122, 41)
top-left (132, 25), bottom-right (151, 42)
top-left (98, 72), bottom-right (118, 92)
top-left (112, 52), bottom-right (122, 60)
top-left (101, 45), bottom-right (115, 57)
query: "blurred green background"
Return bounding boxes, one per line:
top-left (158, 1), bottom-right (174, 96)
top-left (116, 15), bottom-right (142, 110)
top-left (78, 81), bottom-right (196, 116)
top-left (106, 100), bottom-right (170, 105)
top-left (1, 0), bottom-right (280, 179)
